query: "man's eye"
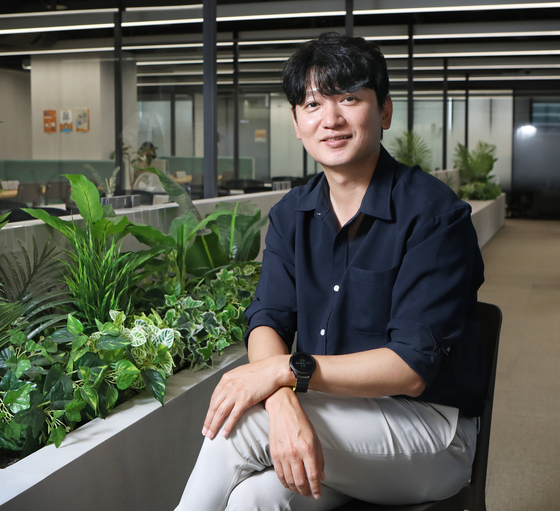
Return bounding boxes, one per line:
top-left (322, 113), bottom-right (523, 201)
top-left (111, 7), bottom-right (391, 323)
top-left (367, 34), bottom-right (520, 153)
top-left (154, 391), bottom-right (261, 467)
top-left (343, 96), bottom-right (357, 103)
top-left (306, 102), bottom-right (319, 108)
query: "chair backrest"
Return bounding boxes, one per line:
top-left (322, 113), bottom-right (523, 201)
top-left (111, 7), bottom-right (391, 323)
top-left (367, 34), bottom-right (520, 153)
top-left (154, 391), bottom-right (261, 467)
top-left (469, 301), bottom-right (503, 509)
top-left (45, 180), bottom-right (71, 204)
top-left (332, 302), bottom-right (503, 511)
top-left (17, 182), bottom-right (43, 206)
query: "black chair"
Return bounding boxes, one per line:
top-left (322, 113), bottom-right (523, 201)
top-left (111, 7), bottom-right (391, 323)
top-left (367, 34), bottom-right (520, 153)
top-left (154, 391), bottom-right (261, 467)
top-left (333, 302), bottom-right (502, 511)
top-left (44, 180), bottom-right (71, 205)
top-left (226, 179), bottom-right (264, 190)
top-left (243, 185), bottom-right (271, 194)
top-left (17, 182), bottom-right (43, 207)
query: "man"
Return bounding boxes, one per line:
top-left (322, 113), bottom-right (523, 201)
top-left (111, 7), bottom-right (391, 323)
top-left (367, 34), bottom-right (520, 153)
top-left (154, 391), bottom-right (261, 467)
top-left (176, 32), bottom-right (485, 511)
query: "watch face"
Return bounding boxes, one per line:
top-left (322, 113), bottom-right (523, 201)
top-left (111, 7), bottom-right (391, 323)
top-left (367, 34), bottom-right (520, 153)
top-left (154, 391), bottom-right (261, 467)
top-left (291, 352), bottom-right (316, 376)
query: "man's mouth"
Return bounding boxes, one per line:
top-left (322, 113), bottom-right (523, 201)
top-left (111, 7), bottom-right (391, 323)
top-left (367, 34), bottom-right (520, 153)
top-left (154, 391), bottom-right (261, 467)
top-left (322, 135), bottom-right (351, 142)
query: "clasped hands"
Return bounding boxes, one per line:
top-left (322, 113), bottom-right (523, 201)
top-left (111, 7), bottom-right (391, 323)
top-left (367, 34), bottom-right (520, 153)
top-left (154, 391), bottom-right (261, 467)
top-left (202, 355), bottom-right (325, 499)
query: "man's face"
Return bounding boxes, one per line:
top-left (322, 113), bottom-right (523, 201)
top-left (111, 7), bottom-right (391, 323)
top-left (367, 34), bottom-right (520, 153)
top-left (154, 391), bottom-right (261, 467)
top-left (292, 87), bottom-right (392, 175)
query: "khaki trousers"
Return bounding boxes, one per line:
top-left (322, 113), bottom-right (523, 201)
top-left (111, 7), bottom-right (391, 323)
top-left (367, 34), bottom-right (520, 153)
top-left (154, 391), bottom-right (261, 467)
top-left (175, 392), bottom-right (477, 511)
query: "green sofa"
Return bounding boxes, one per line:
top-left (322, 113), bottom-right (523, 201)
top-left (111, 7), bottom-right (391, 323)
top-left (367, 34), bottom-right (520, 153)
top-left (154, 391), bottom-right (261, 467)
top-left (0, 160), bottom-right (117, 185)
top-left (160, 156), bottom-right (255, 180)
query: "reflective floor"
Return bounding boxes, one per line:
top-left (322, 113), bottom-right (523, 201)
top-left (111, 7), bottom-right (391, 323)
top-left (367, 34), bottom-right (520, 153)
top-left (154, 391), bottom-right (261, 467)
top-left (479, 219), bottom-right (560, 510)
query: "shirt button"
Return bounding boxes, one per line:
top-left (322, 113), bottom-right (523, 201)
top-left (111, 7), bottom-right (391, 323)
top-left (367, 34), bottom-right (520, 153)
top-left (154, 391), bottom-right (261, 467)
top-left (320, 329), bottom-right (325, 336)
top-left (333, 285), bottom-right (340, 292)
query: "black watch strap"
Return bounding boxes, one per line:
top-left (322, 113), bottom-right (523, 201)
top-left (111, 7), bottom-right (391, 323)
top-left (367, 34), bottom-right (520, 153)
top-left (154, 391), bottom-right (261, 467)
top-left (293, 375), bottom-right (311, 393)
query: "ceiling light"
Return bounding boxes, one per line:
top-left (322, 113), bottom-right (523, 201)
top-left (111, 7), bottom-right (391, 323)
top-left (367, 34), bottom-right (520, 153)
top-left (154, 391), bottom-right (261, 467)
top-left (126, 5), bottom-right (202, 12)
top-left (416, 49), bottom-right (560, 58)
top-left (356, 3), bottom-right (560, 16)
top-left (414, 30), bottom-right (560, 40)
top-left (216, 11), bottom-right (344, 22)
top-left (517, 125), bottom-right (537, 138)
top-left (0, 23), bottom-right (113, 35)
top-left (0, 8), bottom-right (117, 18)
top-left (136, 59), bottom-right (234, 66)
top-left (123, 18), bottom-right (203, 28)
top-left (0, 47), bottom-right (114, 57)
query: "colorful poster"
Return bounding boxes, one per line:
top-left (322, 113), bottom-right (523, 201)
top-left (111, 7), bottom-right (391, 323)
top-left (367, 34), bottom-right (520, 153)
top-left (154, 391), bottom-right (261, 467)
top-left (60, 109), bottom-right (73, 133)
top-left (43, 110), bottom-right (57, 133)
top-left (255, 129), bottom-right (267, 143)
top-left (76, 108), bottom-right (90, 132)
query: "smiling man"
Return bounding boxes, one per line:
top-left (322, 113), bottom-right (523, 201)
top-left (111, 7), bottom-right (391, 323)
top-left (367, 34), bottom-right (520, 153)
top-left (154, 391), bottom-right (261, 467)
top-left (175, 32), bottom-right (485, 511)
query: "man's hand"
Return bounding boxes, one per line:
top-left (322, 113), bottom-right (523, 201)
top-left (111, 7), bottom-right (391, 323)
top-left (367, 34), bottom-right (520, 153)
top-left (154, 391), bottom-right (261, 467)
top-left (266, 387), bottom-right (325, 500)
top-left (202, 354), bottom-right (291, 439)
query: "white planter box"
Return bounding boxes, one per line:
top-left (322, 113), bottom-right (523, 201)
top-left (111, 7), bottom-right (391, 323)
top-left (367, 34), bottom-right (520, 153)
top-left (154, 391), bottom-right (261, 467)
top-left (468, 193), bottom-right (506, 248)
top-left (0, 345), bottom-right (248, 511)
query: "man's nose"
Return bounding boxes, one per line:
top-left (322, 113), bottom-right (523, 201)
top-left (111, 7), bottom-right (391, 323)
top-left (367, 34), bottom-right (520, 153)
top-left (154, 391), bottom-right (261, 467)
top-left (320, 102), bottom-right (345, 129)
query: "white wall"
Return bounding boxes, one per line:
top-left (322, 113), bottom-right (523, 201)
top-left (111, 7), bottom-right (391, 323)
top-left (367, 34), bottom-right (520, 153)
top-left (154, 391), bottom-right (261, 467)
top-left (30, 53), bottom-right (137, 161)
top-left (0, 69), bottom-right (32, 159)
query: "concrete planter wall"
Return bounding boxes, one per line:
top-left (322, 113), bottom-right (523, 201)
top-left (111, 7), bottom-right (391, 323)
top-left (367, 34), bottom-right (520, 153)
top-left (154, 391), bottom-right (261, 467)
top-left (0, 189), bottom-right (505, 510)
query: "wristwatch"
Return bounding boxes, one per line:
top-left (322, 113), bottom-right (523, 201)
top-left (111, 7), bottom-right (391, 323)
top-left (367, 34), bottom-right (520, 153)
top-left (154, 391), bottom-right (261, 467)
top-left (289, 352), bottom-right (316, 393)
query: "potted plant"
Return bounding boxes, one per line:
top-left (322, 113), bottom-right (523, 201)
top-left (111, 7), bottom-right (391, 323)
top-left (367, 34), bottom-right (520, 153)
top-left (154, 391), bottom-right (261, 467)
top-left (389, 130), bottom-right (433, 173)
top-left (453, 142), bottom-right (502, 200)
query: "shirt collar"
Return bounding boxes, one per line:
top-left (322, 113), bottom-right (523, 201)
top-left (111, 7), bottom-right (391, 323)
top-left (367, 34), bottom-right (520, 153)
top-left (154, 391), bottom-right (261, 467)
top-left (296, 145), bottom-right (395, 221)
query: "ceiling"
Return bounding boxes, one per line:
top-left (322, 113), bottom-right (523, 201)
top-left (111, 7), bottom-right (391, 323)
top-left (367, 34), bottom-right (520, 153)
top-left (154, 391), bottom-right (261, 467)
top-left (1, 0), bottom-right (560, 97)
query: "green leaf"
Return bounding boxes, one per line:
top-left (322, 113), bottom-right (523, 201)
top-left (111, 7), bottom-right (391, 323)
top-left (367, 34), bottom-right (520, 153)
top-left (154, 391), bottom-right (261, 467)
top-left (21, 208), bottom-right (81, 239)
top-left (80, 386), bottom-right (99, 413)
top-left (182, 296), bottom-right (204, 309)
top-left (112, 359), bottom-right (140, 390)
top-left (105, 385), bottom-right (119, 411)
top-left (215, 295), bottom-right (227, 310)
top-left (0, 429), bottom-right (21, 451)
top-left (46, 375), bottom-right (74, 409)
top-left (44, 365), bottom-right (64, 395)
top-left (72, 334), bottom-right (88, 351)
top-left (91, 215), bottom-right (129, 240)
top-left (141, 369), bottom-right (166, 406)
top-left (0, 370), bottom-right (24, 392)
top-left (4, 382), bottom-right (34, 413)
top-left (48, 425), bottom-right (67, 448)
top-left (65, 396), bottom-right (87, 422)
top-left (9, 331), bottom-right (27, 347)
top-left (46, 328), bottom-right (74, 344)
top-left (13, 391), bottom-right (46, 438)
top-left (155, 328), bottom-right (175, 348)
top-left (196, 341), bottom-right (215, 361)
top-left (63, 174), bottom-right (104, 224)
top-left (127, 223), bottom-right (176, 248)
top-left (96, 335), bottom-right (131, 351)
top-left (67, 315), bottom-right (84, 335)
top-left (14, 356), bottom-right (32, 378)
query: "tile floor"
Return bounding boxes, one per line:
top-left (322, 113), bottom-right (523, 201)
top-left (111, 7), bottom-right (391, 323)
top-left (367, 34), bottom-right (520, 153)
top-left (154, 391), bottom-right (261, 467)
top-left (478, 219), bottom-right (560, 510)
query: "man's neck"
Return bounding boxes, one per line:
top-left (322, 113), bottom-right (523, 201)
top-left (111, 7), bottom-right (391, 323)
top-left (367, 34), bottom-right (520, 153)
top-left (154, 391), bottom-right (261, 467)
top-left (323, 154), bottom-right (380, 230)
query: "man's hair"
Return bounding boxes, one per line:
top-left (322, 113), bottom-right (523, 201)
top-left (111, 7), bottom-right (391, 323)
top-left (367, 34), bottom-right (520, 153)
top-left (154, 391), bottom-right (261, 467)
top-left (282, 32), bottom-right (390, 110)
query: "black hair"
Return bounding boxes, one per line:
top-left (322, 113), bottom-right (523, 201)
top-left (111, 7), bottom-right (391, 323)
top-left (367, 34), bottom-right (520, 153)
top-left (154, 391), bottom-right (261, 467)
top-left (282, 32), bottom-right (390, 110)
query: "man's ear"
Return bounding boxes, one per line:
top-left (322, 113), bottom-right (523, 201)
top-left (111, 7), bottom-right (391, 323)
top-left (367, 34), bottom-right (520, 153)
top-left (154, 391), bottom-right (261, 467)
top-left (292, 107), bottom-right (302, 140)
top-left (381, 96), bottom-right (393, 130)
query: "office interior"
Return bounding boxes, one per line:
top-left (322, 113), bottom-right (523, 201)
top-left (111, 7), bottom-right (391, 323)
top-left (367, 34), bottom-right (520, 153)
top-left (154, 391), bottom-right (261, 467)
top-left (1, 1), bottom-right (560, 510)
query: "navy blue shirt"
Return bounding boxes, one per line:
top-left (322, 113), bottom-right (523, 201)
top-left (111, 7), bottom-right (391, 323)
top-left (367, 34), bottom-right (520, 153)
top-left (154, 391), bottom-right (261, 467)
top-left (245, 146), bottom-right (486, 417)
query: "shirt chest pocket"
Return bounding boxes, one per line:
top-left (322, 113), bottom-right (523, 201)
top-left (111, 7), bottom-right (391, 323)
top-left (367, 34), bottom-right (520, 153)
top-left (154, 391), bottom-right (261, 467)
top-left (344, 265), bottom-right (399, 334)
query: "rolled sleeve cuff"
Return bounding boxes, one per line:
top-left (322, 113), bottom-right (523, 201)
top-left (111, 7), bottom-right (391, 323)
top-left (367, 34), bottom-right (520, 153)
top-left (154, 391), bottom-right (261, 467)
top-left (386, 318), bottom-right (443, 387)
top-left (243, 303), bottom-right (296, 350)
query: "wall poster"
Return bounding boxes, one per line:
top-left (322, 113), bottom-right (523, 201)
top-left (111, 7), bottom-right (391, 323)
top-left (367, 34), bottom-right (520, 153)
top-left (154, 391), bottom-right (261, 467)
top-left (43, 110), bottom-right (57, 133)
top-left (59, 109), bottom-right (73, 133)
top-left (76, 108), bottom-right (90, 132)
